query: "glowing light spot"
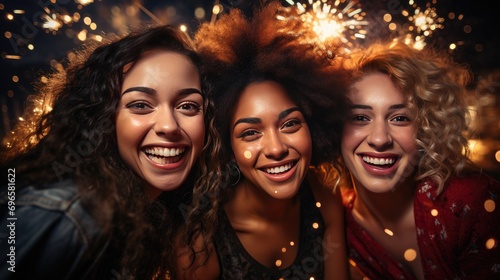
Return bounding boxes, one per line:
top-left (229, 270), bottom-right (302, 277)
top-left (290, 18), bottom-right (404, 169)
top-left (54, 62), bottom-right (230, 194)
top-left (73, 12), bottom-right (81, 21)
top-left (316, 202), bottom-right (322, 208)
top-left (274, 190), bottom-right (278, 194)
top-left (12, 76), bottom-right (19, 83)
top-left (290, 241), bottom-right (295, 246)
top-left (449, 43), bottom-right (457, 50)
top-left (244, 151), bottom-right (252, 159)
top-left (90, 23), bottom-right (97, 30)
top-left (281, 247), bottom-right (287, 253)
top-left (383, 13), bottom-right (392, 22)
top-left (77, 30), bottom-right (87, 41)
top-left (312, 222), bottom-right (319, 229)
top-left (485, 238), bottom-right (496, 250)
top-left (179, 25), bottom-right (187, 32)
top-left (495, 150), bottom-right (500, 162)
top-left (42, 15), bottom-right (62, 31)
top-left (13, 10), bottom-right (25, 14)
top-left (484, 199), bottom-right (496, 212)
top-left (4, 31), bottom-right (11, 38)
top-left (195, 7), bottom-right (205, 19)
top-left (40, 76), bottom-right (48, 83)
top-left (431, 209), bottom-right (438, 216)
top-left (4, 55), bottom-right (21, 60)
top-left (212, 4), bottom-right (222, 15)
top-left (76, 0), bottom-right (94, 5)
top-left (275, 259), bottom-right (282, 267)
top-left (18, 117), bottom-right (25, 121)
top-left (94, 35), bottom-right (102, 42)
top-left (7, 13), bottom-right (14, 20)
top-left (384, 229), bottom-right (394, 236)
top-left (62, 15), bottom-right (72, 23)
top-left (309, 277), bottom-right (315, 280)
top-left (83, 17), bottom-right (92, 25)
top-left (388, 23), bottom-right (397, 31)
top-left (28, 44), bottom-right (34, 50)
top-left (348, 259), bottom-right (357, 266)
top-left (404, 248), bottom-right (417, 261)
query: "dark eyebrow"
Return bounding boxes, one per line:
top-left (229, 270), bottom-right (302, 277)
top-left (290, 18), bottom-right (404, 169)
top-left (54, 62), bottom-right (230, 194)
top-left (232, 107), bottom-right (301, 129)
top-left (233, 117), bottom-right (261, 129)
top-left (179, 88), bottom-right (204, 97)
top-left (389, 104), bottom-right (406, 110)
top-left (278, 107), bottom-right (300, 120)
top-left (349, 104), bottom-right (406, 110)
top-left (121, 86), bottom-right (156, 96)
top-left (121, 87), bottom-right (203, 97)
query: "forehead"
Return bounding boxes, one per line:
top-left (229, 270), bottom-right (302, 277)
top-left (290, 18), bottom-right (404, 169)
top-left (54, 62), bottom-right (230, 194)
top-left (123, 50), bottom-right (198, 79)
top-left (235, 81), bottom-right (296, 113)
top-left (349, 73), bottom-right (405, 104)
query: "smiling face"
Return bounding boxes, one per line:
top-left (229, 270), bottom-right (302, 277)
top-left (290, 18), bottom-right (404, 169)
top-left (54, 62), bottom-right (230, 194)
top-left (116, 50), bottom-right (205, 199)
top-left (230, 81), bottom-right (312, 199)
top-left (341, 73), bottom-right (418, 193)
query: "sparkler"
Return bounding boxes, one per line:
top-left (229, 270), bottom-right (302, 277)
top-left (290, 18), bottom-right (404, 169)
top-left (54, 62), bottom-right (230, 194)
top-left (278, 0), bottom-right (368, 54)
top-left (395, 1), bottom-right (445, 50)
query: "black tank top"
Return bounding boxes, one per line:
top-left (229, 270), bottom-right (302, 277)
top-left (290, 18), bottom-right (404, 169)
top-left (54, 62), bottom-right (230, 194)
top-left (213, 183), bottom-right (325, 279)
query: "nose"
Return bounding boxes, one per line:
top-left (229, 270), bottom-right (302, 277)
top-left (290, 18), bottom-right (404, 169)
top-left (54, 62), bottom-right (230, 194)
top-left (153, 107), bottom-right (181, 137)
top-left (263, 130), bottom-right (288, 159)
top-left (367, 120), bottom-right (392, 149)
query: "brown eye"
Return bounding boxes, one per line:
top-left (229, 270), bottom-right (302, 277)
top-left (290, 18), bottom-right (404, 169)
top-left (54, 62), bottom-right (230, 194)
top-left (126, 101), bottom-right (154, 114)
top-left (177, 101), bottom-right (201, 116)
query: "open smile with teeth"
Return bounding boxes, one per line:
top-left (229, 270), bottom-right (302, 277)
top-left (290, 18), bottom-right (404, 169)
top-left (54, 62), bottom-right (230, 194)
top-left (144, 147), bottom-right (186, 165)
top-left (264, 162), bottom-right (295, 174)
top-left (362, 156), bottom-right (396, 166)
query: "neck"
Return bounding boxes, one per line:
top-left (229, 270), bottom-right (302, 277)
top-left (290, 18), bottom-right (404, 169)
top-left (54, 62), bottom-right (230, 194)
top-left (227, 179), bottom-right (300, 222)
top-left (352, 175), bottom-right (416, 228)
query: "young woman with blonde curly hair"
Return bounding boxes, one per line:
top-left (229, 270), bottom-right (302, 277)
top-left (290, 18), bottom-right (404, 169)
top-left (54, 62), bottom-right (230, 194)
top-left (340, 41), bottom-right (500, 279)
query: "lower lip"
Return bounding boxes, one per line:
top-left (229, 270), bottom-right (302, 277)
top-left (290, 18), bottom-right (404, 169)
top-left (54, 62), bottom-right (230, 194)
top-left (143, 151), bottom-right (187, 170)
top-left (359, 156), bottom-right (398, 176)
top-left (262, 163), bottom-right (298, 183)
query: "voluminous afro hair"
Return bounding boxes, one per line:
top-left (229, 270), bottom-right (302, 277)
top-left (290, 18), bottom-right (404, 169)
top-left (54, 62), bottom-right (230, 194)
top-left (195, 0), bottom-right (349, 167)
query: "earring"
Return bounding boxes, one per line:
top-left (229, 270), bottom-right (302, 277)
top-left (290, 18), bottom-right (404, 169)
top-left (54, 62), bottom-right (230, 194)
top-left (226, 161), bottom-right (241, 186)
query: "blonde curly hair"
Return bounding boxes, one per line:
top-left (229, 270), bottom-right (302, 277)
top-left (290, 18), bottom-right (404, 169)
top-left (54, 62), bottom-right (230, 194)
top-left (343, 41), bottom-right (474, 194)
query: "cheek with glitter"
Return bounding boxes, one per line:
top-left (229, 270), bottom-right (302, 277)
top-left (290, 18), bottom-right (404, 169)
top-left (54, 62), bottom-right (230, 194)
top-left (244, 150), bottom-right (252, 159)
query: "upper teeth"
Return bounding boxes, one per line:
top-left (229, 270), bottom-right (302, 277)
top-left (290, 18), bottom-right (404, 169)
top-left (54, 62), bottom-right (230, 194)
top-left (145, 147), bottom-right (185, 157)
top-left (266, 163), bottom-right (293, 174)
top-left (362, 156), bottom-right (394, 165)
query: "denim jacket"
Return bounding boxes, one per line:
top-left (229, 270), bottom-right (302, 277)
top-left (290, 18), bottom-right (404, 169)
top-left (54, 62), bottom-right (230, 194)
top-left (0, 179), bottom-right (114, 280)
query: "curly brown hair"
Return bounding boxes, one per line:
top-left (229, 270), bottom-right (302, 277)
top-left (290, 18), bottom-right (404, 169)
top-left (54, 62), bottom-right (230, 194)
top-left (0, 24), bottom-right (208, 279)
top-left (342, 41), bottom-right (474, 194)
top-left (180, 0), bottom-right (350, 270)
